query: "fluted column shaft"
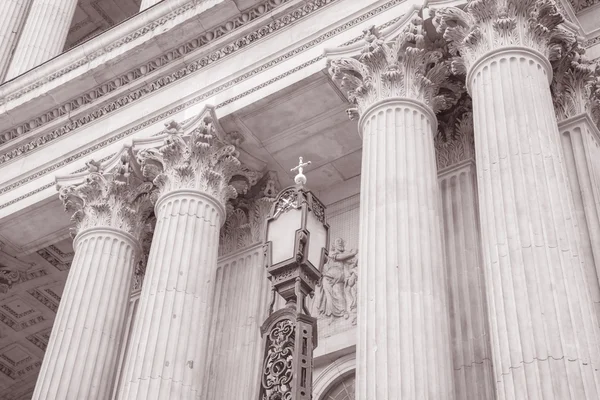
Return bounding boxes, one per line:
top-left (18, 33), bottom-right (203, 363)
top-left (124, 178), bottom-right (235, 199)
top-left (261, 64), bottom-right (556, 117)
top-left (204, 244), bottom-right (270, 399)
top-left (5, 0), bottom-right (78, 79)
top-left (357, 98), bottom-right (454, 399)
top-left (118, 189), bottom-right (223, 400)
top-left (469, 47), bottom-right (600, 399)
top-left (0, 0), bottom-right (31, 82)
top-left (32, 228), bottom-right (140, 400)
top-left (140, 0), bottom-right (162, 11)
top-left (439, 162), bottom-right (496, 400)
top-left (559, 116), bottom-right (600, 320)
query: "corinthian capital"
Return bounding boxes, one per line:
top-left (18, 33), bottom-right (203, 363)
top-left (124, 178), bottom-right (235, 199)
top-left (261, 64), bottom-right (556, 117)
top-left (327, 12), bottom-right (463, 119)
top-left (435, 0), bottom-right (578, 73)
top-left (552, 55), bottom-right (600, 126)
top-left (57, 149), bottom-right (155, 240)
top-left (136, 106), bottom-right (261, 207)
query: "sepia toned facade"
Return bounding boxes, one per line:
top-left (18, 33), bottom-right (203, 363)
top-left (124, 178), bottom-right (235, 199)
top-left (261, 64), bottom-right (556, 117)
top-left (0, 0), bottom-right (599, 399)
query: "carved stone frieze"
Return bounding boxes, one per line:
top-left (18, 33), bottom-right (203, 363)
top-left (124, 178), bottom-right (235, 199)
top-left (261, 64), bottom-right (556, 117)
top-left (0, 0), bottom-right (339, 162)
top-left (136, 109), bottom-right (260, 207)
top-left (58, 154), bottom-right (155, 240)
top-left (329, 18), bottom-right (462, 118)
top-left (434, 0), bottom-right (579, 74)
top-left (0, 0), bottom-right (409, 211)
top-left (219, 171), bottom-right (280, 256)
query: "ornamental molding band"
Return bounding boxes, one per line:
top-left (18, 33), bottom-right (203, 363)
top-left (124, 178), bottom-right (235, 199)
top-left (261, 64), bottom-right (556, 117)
top-left (326, 7), bottom-right (463, 119)
top-left (552, 53), bottom-right (600, 126)
top-left (56, 148), bottom-right (155, 240)
top-left (0, 0), bottom-right (295, 105)
top-left (0, 0), bottom-right (409, 210)
top-left (0, 0), bottom-right (339, 161)
top-left (219, 171), bottom-right (280, 256)
top-left (135, 106), bottom-right (261, 208)
top-left (434, 0), bottom-right (581, 79)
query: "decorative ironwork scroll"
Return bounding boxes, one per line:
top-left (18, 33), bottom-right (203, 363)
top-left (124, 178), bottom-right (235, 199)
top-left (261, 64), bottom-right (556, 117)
top-left (261, 319), bottom-right (295, 400)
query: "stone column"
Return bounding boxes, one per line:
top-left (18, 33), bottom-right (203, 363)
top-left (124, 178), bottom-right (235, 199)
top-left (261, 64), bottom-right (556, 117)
top-left (32, 162), bottom-right (154, 400)
top-left (140, 0), bottom-right (162, 11)
top-left (5, 0), bottom-right (78, 80)
top-left (0, 0), bottom-right (31, 82)
top-left (436, 112), bottom-right (496, 400)
top-left (554, 60), bottom-right (600, 320)
top-left (437, 3), bottom-right (600, 399)
top-left (328, 21), bottom-right (457, 399)
top-left (118, 111), bottom-right (258, 399)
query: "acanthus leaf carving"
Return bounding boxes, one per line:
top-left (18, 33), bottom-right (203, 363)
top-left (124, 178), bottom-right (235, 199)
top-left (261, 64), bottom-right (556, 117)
top-left (435, 108), bottom-right (476, 170)
top-left (328, 16), bottom-right (463, 119)
top-left (58, 152), bottom-right (155, 241)
top-left (136, 110), bottom-right (260, 207)
top-left (551, 46), bottom-right (600, 127)
top-left (434, 0), bottom-right (578, 73)
top-left (219, 171), bottom-right (280, 256)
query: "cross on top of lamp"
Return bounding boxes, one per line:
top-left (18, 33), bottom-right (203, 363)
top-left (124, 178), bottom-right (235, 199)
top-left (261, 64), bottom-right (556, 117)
top-left (259, 157), bottom-right (330, 400)
top-left (263, 157), bottom-right (329, 311)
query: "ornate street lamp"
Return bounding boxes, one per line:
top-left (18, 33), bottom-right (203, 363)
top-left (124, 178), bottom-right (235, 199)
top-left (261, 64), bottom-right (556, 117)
top-left (258, 157), bottom-right (330, 400)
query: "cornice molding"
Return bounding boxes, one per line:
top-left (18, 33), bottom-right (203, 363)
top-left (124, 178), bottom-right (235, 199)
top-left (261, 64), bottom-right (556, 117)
top-left (0, 0), bottom-right (197, 101)
top-left (0, 0), bottom-right (409, 211)
top-left (0, 0), bottom-right (333, 163)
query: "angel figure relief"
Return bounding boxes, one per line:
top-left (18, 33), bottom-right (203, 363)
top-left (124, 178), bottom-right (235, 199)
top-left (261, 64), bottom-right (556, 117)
top-left (314, 238), bottom-right (358, 325)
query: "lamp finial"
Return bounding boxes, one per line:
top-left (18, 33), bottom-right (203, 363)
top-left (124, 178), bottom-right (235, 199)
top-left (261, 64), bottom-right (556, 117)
top-left (291, 157), bottom-right (311, 186)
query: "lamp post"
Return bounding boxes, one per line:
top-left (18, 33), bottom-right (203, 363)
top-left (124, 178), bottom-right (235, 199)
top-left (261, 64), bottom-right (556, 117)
top-left (258, 157), bottom-right (330, 400)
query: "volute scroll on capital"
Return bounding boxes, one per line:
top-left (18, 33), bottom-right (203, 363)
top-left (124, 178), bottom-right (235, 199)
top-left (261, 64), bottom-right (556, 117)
top-left (56, 147), bottom-right (156, 242)
top-left (134, 106), bottom-right (262, 209)
top-left (325, 6), bottom-right (465, 121)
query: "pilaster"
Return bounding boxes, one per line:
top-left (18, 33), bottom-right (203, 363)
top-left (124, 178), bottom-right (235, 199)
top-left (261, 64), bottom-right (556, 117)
top-left (328, 16), bottom-right (458, 399)
top-left (437, 2), bottom-right (600, 398)
top-left (5, 0), bottom-right (78, 79)
top-left (32, 156), bottom-right (154, 400)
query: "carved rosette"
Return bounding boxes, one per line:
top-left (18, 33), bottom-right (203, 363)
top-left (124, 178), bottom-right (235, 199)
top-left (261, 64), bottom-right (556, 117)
top-left (328, 19), bottom-right (462, 119)
top-left (137, 115), bottom-right (259, 208)
top-left (435, 0), bottom-right (578, 74)
top-left (58, 165), bottom-right (155, 241)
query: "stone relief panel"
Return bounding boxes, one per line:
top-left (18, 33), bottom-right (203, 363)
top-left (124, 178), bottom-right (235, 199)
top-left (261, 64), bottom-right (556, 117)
top-left (310, 194), bottom-right (360, 338)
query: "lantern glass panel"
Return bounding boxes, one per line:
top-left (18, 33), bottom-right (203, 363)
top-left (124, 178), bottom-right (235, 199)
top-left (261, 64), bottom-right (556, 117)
top-left (267, 208), bottom-right (302, 264)
top-left (306, 211), bottom-right (326, 269)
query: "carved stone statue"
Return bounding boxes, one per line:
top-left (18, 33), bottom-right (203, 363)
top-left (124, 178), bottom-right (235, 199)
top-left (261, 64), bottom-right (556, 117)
top-left (315, 238), bottom-right (358, 322)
